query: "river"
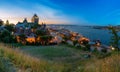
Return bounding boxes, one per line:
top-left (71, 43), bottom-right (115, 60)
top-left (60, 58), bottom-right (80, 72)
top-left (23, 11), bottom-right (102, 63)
top-left (63, 25), bottom-right (120, 45)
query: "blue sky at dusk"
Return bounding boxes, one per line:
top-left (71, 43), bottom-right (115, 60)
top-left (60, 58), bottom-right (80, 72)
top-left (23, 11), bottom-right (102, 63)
top-left (0, 0), bottom-right (120, 25)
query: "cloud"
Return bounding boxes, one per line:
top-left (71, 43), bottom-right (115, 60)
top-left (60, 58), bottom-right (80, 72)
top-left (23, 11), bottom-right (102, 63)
top-left (0, 0), bottom-right (88, 25)
top-left (0, 5), bottom-right (32, 23)
top-left (0, 4), bottom-right (73, 24)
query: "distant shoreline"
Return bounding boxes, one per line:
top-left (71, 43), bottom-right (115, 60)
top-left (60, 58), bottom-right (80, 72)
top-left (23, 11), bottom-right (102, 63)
top-left (47, 24), bottom-right (120, 32)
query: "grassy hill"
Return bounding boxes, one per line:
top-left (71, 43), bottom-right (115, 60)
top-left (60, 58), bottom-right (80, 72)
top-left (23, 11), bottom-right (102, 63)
top-left (83, 52), bottom-right (120, 72)
top-left (0, 43), bottom-right (120, 72)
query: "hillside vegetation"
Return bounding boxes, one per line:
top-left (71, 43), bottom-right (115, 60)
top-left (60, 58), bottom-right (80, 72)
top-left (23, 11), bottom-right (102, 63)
top-left (0, 44), bottom-right (65, 72)
top-left (83, 53), bottom-right (120, 72)
top-left (0, 43), bottom-right (120, 72)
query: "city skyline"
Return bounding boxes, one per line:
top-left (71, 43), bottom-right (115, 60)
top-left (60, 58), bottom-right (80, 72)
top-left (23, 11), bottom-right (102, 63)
top-left (1, 0), bottom-right (120, 25)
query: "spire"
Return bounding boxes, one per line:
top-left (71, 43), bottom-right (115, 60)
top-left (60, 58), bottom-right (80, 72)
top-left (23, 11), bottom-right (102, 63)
top-left (23, 18), bottom-right (28, 23)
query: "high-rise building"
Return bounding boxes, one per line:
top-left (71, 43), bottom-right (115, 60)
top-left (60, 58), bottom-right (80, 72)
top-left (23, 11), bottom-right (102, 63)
top-left (31, 14), bottom-right (39, 24)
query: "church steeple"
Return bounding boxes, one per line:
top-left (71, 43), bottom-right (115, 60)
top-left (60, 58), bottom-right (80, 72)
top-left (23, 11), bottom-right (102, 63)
top-left (23, 18), bottom-right (28, 24)
top-left (31, 14), bottom-right (39, 24)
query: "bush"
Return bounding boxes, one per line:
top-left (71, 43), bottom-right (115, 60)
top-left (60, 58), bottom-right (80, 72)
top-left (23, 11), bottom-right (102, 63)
top-left (0, 30), bottom-right (17, 43)
top-left (101, 48), bottom-right (107, 53)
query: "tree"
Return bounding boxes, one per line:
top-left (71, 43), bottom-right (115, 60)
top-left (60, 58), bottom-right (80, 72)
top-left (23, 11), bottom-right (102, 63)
top-left (73, 40), bottom-right (78, 46)
top-left (18, 34), bottom-right (27, 45)
top-left (19, 34), bottom-right (26, 40)
top-left (31, 24), bottom-right (39, 29)
top-left (5, 24), bottom-right (14, 32)
top-left (0, 30), bottom-right (15, 43)
top-left (40, 35), bottom-right (52, 45)
top-left (63, 36), bottom-right (69, 42)
top-left (108, 26), bottom-right (120, 51)
top-left (0, 30), bottom-right (10, 42)
top-left (36, 30), bottom-right (46, 36)
top-left (0, 20), bottom-right (3, 26)
top-left (6, 20), bottom-right (9, 25)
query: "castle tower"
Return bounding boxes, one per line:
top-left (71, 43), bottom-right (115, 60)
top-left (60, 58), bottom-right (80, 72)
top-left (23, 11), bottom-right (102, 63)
top-left (31, 14), bottom-right (39, 24)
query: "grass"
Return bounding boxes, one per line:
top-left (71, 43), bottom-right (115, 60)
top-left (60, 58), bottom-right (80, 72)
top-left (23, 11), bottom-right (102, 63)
top-left (0, 43), bottom-right (120, 72)
top-left (0, 48), bottom-right (17, 72)
top-left (83, 53), bottom-right (120, 72)
top-left (19, 45), bottom-right (85, 63)
top-left (0, 44), bottom-right (66, 72)
top-left (20, 45), bottom-right (73, 57)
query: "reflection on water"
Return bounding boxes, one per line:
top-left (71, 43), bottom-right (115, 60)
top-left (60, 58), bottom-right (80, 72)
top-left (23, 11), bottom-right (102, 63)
top-left (64, 25), bottom-right (120, 45)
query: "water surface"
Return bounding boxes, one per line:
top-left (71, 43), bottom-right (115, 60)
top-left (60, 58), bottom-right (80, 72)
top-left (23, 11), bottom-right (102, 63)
top-left (64, 25), bottom-right (120, 45)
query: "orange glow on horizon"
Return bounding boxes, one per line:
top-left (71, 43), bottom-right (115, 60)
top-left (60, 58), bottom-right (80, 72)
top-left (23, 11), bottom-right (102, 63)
top-left (1, 17), bottom-right (71, 25)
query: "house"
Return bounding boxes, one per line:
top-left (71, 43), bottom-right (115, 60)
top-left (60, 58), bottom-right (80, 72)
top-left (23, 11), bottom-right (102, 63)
top-left (78, 37), bottom-right (90, 45)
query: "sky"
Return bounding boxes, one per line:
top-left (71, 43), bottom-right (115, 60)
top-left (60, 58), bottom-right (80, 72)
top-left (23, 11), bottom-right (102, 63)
top-left (0, 0), bottom-right (120, 25)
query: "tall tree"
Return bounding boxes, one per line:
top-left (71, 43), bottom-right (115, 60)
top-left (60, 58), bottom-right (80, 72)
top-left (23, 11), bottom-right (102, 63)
top-left (0, 30), bottom-right (14, 43)
top-left (0, 20), bottom-right (3, 26)
top-left (108, 26), bottom-right (120, 51)
top-left (5, 24), bottom-right (14, 32)
top-left (6, 20), bottom-right (9, 25)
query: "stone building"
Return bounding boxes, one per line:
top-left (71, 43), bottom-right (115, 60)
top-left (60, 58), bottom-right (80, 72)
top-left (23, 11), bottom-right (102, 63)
top-left (14, 14), bottom-right (47, 44)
